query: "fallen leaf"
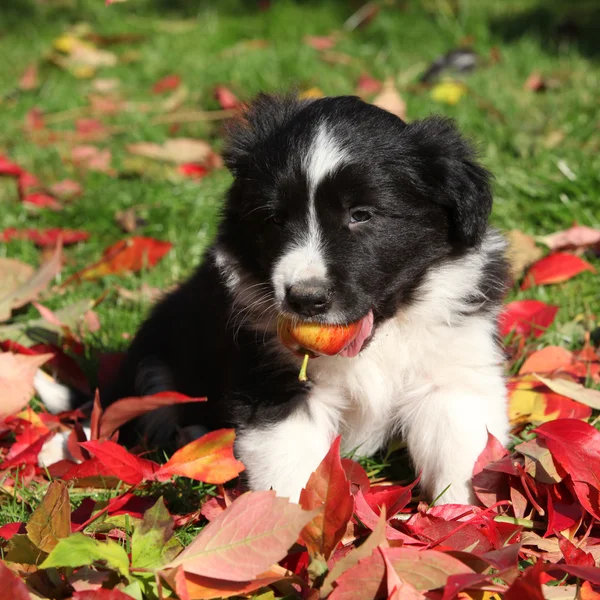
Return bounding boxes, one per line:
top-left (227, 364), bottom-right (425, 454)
top-left (63, 237), bottom-right (172, 284)
top-left (321, 508), bottom-right (388, 597)
top-left (505, 230), bottom-right (543, 280)
top-left (581, 581), bottom-right (600, 600)
top-left (431, 80), bottom-right (467, 105)
top-left (19, 63), bottom-right (39, 91)
top-left (127, 138), bottom-right (214, 164)
top-left (99, 392), bottom-right (206, 439)
top-left (0, 561), bottom-right (31, 600)
top-left (131, 497), bottom-right (182, 569)
top-left (380, 546), bottom-right (425, 600)
top-left (23, 192), bottom-right (63, 211)
top-left (533, 375), bottom-right (600, 410)
top-left (373, 78), bottom-right (407, 120)
top-left (524, 71), bottom-right (546, 92)
top-left (71, 145), bottom-right (114, 174)
top-left (303, 35), bottom-right (337, 51)
top-left (178, 163), bottom-right (210, 179)
top-left (152, 74), bottom-right (181, 94)
top-left (541, 225), bottom-right (600, 252)
top-left (300, 87), bottom-right (324, 99)
top-left (155, 429), bottom-right (244, 484)
top-left (0, 155), bottom-right (24, 177)
top-left (499, 300), bottom-right (559, 339)
top-left (521, 253), bottom-right (596, 290)
top-left (165, 490), bottom-right (317, 581)
top-left (356, 72), bottom-right (382, 96)
top-left (214, 85), bottom-right (241, 110)
top-left (72, 590), bottom-right (135, 599)
top-left (516, 438), bottom-right (563, 484)
top-left (41, 532), bottom-right (129, 577)
top-left (299, 436), bottom-right (353, 560)
top-left (329, 547), bottom-right (474, 598)
top-left (535, 419), bottom-right (600, 519)
top-left (115, 207), bottom-right (146, 233)
top-left (48, 179), bottom-right (83, 200)
top-left (166, 567), bottom-right (284, 600)
top-left (0, 242), bottom-right (62, 321)
top-left (519, 347), bottom-right (575, 375)
top-left (26, 481), bottom-right (70, 553)
top-left (1, 228), bottom-right (89, 247)
top-left (80, 440), bottom-right (159, 485)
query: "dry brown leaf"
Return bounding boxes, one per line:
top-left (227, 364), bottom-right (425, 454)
top-left (126, 138), bottom-right (213, 164)
top-left (540, 225), bottom-right (600, 252)
top-left (115, 207), bottom-right (146, 233)
top-left (505, 229), bottom-right (543, 280)
top-left (0, 243), bottom-right (63, 322)
top-left (373, 78), bottom-right (407, 121)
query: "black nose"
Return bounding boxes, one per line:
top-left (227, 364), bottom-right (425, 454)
top-left (285, 280), bottom-right (332, 317)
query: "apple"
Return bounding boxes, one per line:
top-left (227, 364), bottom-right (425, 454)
top-left (277, 316), bottom-right (362, 357)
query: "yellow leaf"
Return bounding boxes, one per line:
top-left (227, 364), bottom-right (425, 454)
top-left (509, 386), bottom-right (557, 425)
top-left (53, 34), bottom-right (78, 53)
top-left (300, 87), bottom-right (324, 99)
top-left (431, 80), bottom-right (467, 105)
top-left (72, 65), bottom-right (96, 79)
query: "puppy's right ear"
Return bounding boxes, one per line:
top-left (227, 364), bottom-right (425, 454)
top-left (223, 92), bottom-right (305, 175)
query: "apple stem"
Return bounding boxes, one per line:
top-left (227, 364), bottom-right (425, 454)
top-left (298, 353), bottom-right (310, 382)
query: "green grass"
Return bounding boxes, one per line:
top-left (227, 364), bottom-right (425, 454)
top-left (0, 0), bottom-right (599, 525)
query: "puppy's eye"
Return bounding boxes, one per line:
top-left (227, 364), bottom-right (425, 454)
top-left (268, 215), bottom-right (284, 227)
top-left (349, 209), bottom-right (373, 225)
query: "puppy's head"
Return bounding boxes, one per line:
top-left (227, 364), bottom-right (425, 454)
top-left (216, 94), bottom-right (493, 337)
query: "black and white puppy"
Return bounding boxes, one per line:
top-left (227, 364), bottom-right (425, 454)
top-left (103, 93), bottom-right (510, 505)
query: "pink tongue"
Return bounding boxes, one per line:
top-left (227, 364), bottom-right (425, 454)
top-left (338, 310), bottom-right (374, 358)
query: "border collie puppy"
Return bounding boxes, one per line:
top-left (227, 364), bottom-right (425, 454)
top-left (103, 94), bottom-right (510, 505)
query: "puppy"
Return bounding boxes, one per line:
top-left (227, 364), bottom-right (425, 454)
top-left (103, 93), bottom-right (510, 504)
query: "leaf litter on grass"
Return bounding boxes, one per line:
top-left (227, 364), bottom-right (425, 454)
top-left (1, 3), bottom-right (600, 598)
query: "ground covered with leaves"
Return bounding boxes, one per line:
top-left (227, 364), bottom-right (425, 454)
top-left (1, 0), bottom-right (600, 598)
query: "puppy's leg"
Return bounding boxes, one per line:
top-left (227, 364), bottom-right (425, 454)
top-left (235, 391), bottom-right (340, 503)
top-left (402, 371), bottom-right (509, 505)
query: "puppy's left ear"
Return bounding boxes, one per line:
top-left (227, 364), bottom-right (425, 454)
top-left (404, 117), bottom-right (492, 247)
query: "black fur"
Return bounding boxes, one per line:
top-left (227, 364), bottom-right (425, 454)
top-left (103, 94), bottom-right (506, 449)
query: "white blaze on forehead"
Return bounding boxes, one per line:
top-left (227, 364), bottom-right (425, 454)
top-left (272, 124), bottom-right (348, 303)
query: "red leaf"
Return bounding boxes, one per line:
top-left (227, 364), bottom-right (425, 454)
top-left (521, 252), bottom-right (596, 289)
top-left (499, 300), bottom-right (559, 338)
top-left (0, 522), bottom-right (26, 540)
top-left (152, 74), bottom-right (181, 94)
top-left (535, 420), bottom-right (600, 519)
top-left (0, 561), bottom-right (31, 600)
top-left (154, 429), bottom-right (244, 484)
top-left (473, 431), bottom-right (508, 476)
top-left (504, 561), bottom-right (546, 600)
top-left (99, 391), bottom-right (206, 439)
top-left (380, 546), bottom-right (425, 600)
top-left (19, 64), bottom-right (39, 91)
top-left (0, 155), bottom-right (23, 177)
top-left (0, 431), bottom-right (54, 469)
top-left (49, 179), bottom-right (83, 200)
top-left (178, 163), bottom-right (209, 179)
top-left (22, 192), bottom-right (63, 211)
top-left (214, 85), bottom-right (241, 110)
top-left (299, 436), bottom-right (353, 559)
top-left (64, 236), bottom-right (172, 284)
top-left (71, 145), bottom-right (113, 174)
top-left (80, 440), bottom-right (159, 485)
top-left (61, 456), bottom-right (116, 483)
top-left (519, 346), bottom-right (575, 375)
top-left (342, 458), bottom-right (371, 494)
top-left (363, 480), bottom-right (418, 519)
top-left (28, 342), bottom-right (90, 394)
top-left (165, 490), bottom-right (316, 582)
top-left (73, 590), bottom-right (137, 599)
top-left (557, 533), bottom-right (595, 566)
top-left (1, 228), bottom-right (89, 247)
top-left (356, 73), bottom-right (382, 95)
top-left (329, 546), bottom-right (474, 599)
top-left (18, 171), bottom-right (41, 196)
top-left (25, 107), bottom-right (45, 131)
top-left (304, 35), bottom-right (337, 51)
